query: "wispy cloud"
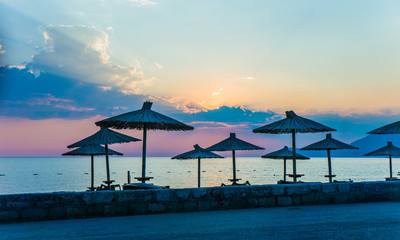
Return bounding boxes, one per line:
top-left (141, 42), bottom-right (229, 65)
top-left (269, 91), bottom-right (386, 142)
top-left (128, 0), bottom-right (156, 6)
top-left (99, 86), bottom-right (112, 91)
top-left (29, 94), bottom-right (95, 112)
top-left (75, 11), bottom-right (86, 16)
top-left (53, 104), bottom-right (95, 112)
top-left (212, 88), bottom-right (224, 96)
top-left (113, 106), bottom-right (128, 110)
top-left (154, 62), bottom-right (163, 70)
top-left (1, 65), bottom-right (25, 69)
top-left (29, 94), bottom-right (73, 106)
top-left (0, 40), bottom-right (5, 54)
top-left (189, 121), bottom-right (248, 130)
top-left (237, 76), bottom-right (255, 81)
top-left (106, 26), bottom-right (114, 34)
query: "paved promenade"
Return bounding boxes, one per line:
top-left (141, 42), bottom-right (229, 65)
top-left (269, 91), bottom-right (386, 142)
top-left (2, 202), bottom-right (400, 240)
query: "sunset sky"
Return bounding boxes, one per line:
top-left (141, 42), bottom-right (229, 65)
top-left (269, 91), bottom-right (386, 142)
top-left (1, 0), bottom-right (400, 156)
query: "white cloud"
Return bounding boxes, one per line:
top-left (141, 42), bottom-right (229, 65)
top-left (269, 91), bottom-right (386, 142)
top-left (1, 65), bottom-right (25, 69)
top-left (154, 62), bottom-right (163, 70)
top-left (113, 106), bottom-right (128, 110)
top-left (106, 26), bottom-right (114, 34)
top-left (212, 88), bottom-right (224, 96)
top-left (99, 86), bottom-right (112, 91)
top-left (148, 95), bottom-right (209, 114)
top-left (237, 76), bottom-right (255, 81)
top-left (0, 40), bottom-right (5, 54)
top-left (128, 0), bottom-right (156, 6)
top-left (76, 11), bottom-right (86, 16)
top-left (31, 25), bottom-right (149, 94)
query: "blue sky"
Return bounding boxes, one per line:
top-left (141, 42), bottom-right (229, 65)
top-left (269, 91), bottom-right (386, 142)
top-left (1, 0), bottom-right (400, 156)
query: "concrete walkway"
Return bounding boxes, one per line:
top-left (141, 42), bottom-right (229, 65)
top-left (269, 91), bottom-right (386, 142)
top-left (2, 202), bottom-right (400, 240)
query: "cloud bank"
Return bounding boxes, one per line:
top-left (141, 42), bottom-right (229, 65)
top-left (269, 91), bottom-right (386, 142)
top-left (31, 25), bottom-right (148, 94)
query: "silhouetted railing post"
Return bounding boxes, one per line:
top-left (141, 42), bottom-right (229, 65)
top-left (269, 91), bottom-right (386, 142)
top-left (291, 130), bottom-right (297, 182)
top-left (198, 157), bottom-right (201, 188)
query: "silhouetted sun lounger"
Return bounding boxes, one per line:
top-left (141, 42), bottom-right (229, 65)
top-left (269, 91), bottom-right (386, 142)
top-left (221, 180), bottom-right (250, 186)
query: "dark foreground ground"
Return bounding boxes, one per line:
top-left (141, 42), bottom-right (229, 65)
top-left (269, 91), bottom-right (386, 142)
top-left (2, 202), bottom-right (400, 240)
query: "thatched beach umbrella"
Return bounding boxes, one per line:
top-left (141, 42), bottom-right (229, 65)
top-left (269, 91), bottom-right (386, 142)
top-left (365, 141), bottom-right (400, 179)
top-left (253, 111), bottom-right (335, 182)
top-left (367, 120), bottom-right (400, 134)
top-left (67, 127), bottom-right (140, 189)
top-left (96, 101), bottom-right (194, 183)
top-left (261, 146), bottom-right (309, 182)
top-left (367, 120), bottom-right (400, 179)
top-left (62, 145), bottom-right (123, 191)
top-left (206, 133), bottom-right (264, 185)
top-left (301, 133), bottom-right (357, 183)
top-left (172, 144), bottom-right (224, 188)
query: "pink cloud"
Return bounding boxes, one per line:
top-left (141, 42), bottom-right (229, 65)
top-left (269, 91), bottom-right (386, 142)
top-left (28, 94), bottom-right (95, 112)
top-left (189, 121), bottom-right (248, 130)
top-left (0, 117), bottom-right (288, 157)
top-left (148, 95), bottom-right (209, 114)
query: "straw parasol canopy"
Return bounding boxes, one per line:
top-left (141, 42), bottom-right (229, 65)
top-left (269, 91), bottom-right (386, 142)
top-left (253, 110), bottom-right (335, 182)
top-left (261, 146), bottom-right (309, 182)
top-left (206, 133), bottom-right (264, 184)
top-left (67, 127), bottom-right (140, 189)
top-left (172, 144), bottom-right (224, 188)
top-left (63, 145), bottom-right (123, 156)
top-left (367, 119), bottom-right (400, 179)
top-left (62, 145), bottom-right (123, 191)
top-left (365, 141), bottom-right (400, 179)
top-left (301, 133), bottom-right (357, 183)
top-left (96, 101), bottom-right (194, 183)
top-left (67, 127), bottom-right (139, 148)
top-left (367, 120), bottom-right (400, 134)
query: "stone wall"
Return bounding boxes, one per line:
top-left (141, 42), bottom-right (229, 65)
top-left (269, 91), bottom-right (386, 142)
top-left (1, 181), bottom-right (400, 223)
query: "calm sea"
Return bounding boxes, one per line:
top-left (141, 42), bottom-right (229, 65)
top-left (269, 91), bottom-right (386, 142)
top-left (0, 157), bottom-right (399, 195)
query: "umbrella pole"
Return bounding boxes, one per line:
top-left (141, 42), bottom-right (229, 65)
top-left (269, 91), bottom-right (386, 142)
top-left (105, 144), bottom-right (111, 190)
top-left (198, 157), bottom-right (201, 188)
top-left (327, 149), bottom-right (333, 183)
top-left (91, 155), bottom-right (94, 191)
top-left (141, 123), bottom-right (147, 183)
top-left (389, 155), bottom-right (393, 179)
top-left (291, 130), bottom-right (297, 182)
top-left (283, 157), bottom-right (287, 182)
top-left (232, 150), bottom-right (237, 184)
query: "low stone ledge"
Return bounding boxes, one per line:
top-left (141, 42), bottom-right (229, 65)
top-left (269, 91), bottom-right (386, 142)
top-left (174, 188), bottom-right (192, 200)
top-left (154, 189), bottom-right (172, 202)
top-left (337, 183), bottom-right (351, 193)
top-left (271, 185), bottom-right (286, 195)
top-left (286, 184), bottom-right (310, 195)
top-left (1, 181), bottom-right (400, 223)
top-left (322, 184), bottom-right (337, 193)
top-left (249, 185), bottom-right (272, 198)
